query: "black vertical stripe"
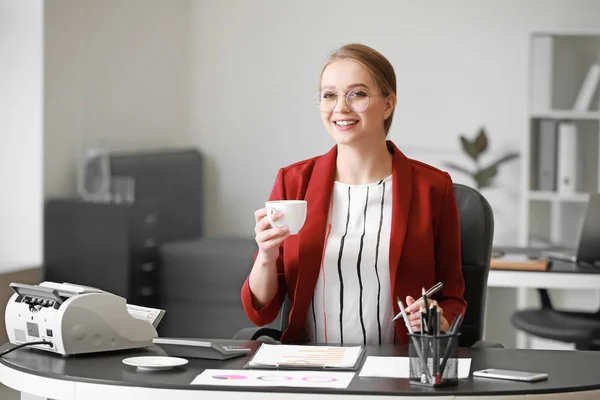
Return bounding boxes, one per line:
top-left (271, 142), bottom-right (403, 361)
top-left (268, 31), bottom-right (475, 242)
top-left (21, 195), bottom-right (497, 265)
top-left (311, 293), bottom-right (317, 342)
top-left (337, 186), bottom-right (351, 344)
top-left (356, 187), bottom-right (369, 344)
top-left (373, 181), bottom-right (386, 345)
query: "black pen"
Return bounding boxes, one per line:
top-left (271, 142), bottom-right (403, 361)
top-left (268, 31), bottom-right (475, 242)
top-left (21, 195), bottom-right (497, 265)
top-left (396, 297), bottom-right (432, 382)
top-left (434, 306), bottom-right (441, 384)
top-left (419, 307), bottom-right (429, 382)
top-left (422, 288), bottom-right (430, 334)
top-left (439, 313), bottom-right (464, 377)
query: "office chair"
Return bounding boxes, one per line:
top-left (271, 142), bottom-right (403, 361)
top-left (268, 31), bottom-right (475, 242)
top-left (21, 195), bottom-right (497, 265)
top-left (235, 184), bottom-right (499, 348)
top-left (511, 288), bottom-right (600, 350)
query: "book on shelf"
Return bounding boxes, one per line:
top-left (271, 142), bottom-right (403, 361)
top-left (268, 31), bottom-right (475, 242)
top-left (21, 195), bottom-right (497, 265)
top-left (536, 119), bottom-right (558, 191)
top-left (557, 122), bottom-right (578, 194)
top-left (573, 64), bottom-right (600, 111)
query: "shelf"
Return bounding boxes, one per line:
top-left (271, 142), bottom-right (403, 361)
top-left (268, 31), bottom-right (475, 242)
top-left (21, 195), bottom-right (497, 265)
top-left (530, 110), bottom-right (600, 121)
top-left (532, 31), bottom-right (600, 38)
top-left (528, 191), bottom-right (591, 202)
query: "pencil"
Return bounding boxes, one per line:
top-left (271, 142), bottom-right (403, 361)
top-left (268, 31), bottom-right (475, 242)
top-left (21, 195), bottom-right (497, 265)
top-left (415, 282), bottom-right (443, 303)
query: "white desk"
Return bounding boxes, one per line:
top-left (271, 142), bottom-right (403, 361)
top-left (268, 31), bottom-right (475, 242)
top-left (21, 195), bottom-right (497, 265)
top-left (488, 269), bottom-right (600, 289)
top-left (487, 263), bottom-right (600, 348)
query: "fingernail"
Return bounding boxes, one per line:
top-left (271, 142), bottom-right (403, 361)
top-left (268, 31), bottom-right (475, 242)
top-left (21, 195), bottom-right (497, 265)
top-left (280, 226), bottom-right (289, 232)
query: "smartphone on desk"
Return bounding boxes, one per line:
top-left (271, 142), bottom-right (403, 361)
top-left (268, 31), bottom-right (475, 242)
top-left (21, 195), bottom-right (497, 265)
top-left (473, 369), bottom-right (548, 382)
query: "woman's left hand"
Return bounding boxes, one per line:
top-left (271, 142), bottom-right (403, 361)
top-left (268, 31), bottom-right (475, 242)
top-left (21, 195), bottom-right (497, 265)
top-left (404, 296), bottom-right (450, 333)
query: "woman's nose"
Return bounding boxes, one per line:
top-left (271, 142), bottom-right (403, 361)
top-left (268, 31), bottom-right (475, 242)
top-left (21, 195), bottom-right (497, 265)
top-left (334, 94), bottom-right (351, 113)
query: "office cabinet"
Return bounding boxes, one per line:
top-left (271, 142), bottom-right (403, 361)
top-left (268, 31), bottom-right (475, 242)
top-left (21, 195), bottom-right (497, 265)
top-left (43, 199), bottom-right (160, 307)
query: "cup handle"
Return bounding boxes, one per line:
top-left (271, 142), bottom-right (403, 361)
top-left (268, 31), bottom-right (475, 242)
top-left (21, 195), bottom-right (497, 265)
top-left (266, 206), bottom-right (280, 229)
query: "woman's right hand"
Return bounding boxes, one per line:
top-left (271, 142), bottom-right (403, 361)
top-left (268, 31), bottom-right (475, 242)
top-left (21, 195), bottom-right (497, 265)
top-left (254, 207), bottom-right (290, 263)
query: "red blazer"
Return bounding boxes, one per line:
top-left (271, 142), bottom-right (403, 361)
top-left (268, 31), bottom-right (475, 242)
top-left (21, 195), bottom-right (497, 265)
top-left (241, 140), bottom-right (466, 345)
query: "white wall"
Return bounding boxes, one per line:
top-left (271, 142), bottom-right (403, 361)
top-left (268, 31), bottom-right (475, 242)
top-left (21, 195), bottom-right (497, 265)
top-left (44, 0), bottom-right (192, 198)
top-left (189, 0), bottom-right (600, 348)
top-left (189, 0), bottom-right (600, 246)
top-left (0, 0), bottom-right (44, 272)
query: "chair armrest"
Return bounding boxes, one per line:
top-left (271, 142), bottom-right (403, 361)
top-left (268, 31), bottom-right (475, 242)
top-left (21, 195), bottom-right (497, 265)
top-left (471, 340), bottom-right (505, 349)
top-left (233, 327), bottom-right (282, 343)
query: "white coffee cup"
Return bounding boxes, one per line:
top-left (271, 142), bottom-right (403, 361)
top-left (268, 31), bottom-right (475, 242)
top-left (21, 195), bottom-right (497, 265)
top-left (265, 200), bottom-right (307, 235)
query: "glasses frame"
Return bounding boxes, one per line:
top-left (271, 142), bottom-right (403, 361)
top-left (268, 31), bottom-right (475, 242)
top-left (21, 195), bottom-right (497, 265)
top-left (314, 89), bottom-right (387, 113)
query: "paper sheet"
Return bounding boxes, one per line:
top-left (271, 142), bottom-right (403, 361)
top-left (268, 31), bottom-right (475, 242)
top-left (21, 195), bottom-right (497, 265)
top-left (247, 344), bottom-right (363, 368)
top-left (126, 304), bottom-right (165, 328)
top-left (358, 356), bottom-right (471, 379)
top-left (191, 369), bottom-right (355, 389)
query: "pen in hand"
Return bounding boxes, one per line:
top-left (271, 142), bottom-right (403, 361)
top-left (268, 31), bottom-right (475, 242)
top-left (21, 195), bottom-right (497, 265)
top-left (416, 282), bottom-right (443, 303)
top-left (392, 282), bottom-right (444, 322)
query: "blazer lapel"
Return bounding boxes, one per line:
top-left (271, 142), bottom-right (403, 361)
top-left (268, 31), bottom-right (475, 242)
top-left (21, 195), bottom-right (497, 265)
top-left (388, 141), bottom-right (413, 308)
top-left (289, 145), bottom-right (337, 333)
top-left (286, 141), bottom-right (414, 342)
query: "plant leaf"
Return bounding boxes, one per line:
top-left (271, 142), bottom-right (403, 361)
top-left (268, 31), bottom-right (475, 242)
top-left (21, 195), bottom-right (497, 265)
top-left (487, 152), bottom-right (520, 168)
top-left (443, 162), bottom-right (473, 176)
top-left (460, 135), bottom-right (479, 161)
top-left (474, 165), bottom-right (497, 188)
top-left (475, 127), bottom-right (488, 154)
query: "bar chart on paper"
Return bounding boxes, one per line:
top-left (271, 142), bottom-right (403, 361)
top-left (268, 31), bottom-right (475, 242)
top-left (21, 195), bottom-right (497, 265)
top-left (246, 344), bottom-right (363, 369)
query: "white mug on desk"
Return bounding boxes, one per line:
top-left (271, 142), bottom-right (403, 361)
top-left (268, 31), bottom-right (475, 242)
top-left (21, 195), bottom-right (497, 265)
top-left (265, 200), bottom-right (307, 234)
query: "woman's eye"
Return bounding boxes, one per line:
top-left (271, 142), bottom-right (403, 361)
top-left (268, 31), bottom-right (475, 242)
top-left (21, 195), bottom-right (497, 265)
top-left (350, 90), bottom-right (368, 98)
top-left (322, 92), bottom-right (336, 100)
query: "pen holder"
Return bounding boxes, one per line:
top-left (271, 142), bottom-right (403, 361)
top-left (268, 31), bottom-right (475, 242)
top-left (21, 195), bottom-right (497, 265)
top-left (408, 333), bottom-right (460, 387)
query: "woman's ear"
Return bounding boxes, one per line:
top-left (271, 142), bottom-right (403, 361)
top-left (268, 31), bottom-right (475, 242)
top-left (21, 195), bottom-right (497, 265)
top-left (384, 93), bottom-right (396, 119)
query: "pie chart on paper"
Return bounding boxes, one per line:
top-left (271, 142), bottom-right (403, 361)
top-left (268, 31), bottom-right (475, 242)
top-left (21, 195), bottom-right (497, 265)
top-left (212, 374), bottom-right (248, 380)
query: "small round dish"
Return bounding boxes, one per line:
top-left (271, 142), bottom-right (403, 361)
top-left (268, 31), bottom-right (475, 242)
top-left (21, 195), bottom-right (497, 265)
top-left (122, 356), bottom-right (188, 371)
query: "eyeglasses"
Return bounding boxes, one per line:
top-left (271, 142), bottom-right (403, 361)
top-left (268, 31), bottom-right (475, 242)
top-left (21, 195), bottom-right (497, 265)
top-left (314, 89), bottom-right (386, 113)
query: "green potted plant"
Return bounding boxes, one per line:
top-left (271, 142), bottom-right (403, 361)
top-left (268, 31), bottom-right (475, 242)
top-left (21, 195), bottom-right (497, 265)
top-left (444, 127), bottom-right (519, 189)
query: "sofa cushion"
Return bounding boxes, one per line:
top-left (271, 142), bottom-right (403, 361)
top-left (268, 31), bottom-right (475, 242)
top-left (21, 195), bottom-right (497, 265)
top-left (158, 237), bottom-right (280, 339)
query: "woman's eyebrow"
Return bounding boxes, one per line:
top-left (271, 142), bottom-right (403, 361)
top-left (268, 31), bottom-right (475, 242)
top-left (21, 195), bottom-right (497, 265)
top-left (321, 83), bottom-right (369, 90)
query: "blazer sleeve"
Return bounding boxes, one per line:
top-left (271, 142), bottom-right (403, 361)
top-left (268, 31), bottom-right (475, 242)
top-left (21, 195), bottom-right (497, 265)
top-left (240, 168), bottom-right (289, 326)
top-left (434, 173), bottom-right (467, 325)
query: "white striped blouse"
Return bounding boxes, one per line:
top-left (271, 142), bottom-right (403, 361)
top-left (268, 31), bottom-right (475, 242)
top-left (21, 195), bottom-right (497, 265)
top-left (304, 175), bottom-right (394, 345)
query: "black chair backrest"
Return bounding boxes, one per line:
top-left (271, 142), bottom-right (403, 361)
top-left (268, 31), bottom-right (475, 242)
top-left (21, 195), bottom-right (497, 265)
top-left (453, 183), bottom-right (494, 347)
top-left (278, 184), bottom-right (494, 346)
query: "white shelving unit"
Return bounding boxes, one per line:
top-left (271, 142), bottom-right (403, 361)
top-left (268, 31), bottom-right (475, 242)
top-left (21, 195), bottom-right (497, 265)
top-left (530, 110), bottom-right (600, 120)
top-left (523, 32), bottom-right (600, 248)
top-left (517, 31), bottom-right (600, 349)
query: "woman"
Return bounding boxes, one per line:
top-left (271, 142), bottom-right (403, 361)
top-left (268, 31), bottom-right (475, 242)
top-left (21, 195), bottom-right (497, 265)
top-left (241, 43), bottom-right (466, 346)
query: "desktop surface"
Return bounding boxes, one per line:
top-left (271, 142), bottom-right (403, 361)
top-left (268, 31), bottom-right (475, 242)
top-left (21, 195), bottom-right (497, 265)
top-left (2, 340), bottom-right (600, 397)
top-left (493, 246), bottom-right (600, 274)
top-left (547, 258), bottom-right (600, 273)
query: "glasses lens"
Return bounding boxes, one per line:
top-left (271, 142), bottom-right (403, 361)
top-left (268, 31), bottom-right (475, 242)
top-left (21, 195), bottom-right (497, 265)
top-left (348, 90), bottom-right (370, 113)
top-left (315, 90), bottom-right (371, 112)
top-left (316, 90), bottom-right (337, 112)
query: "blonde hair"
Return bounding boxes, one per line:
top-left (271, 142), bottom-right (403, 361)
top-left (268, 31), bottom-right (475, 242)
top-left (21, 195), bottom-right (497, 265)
top-left (320, 43), bottom-right (397, 136)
